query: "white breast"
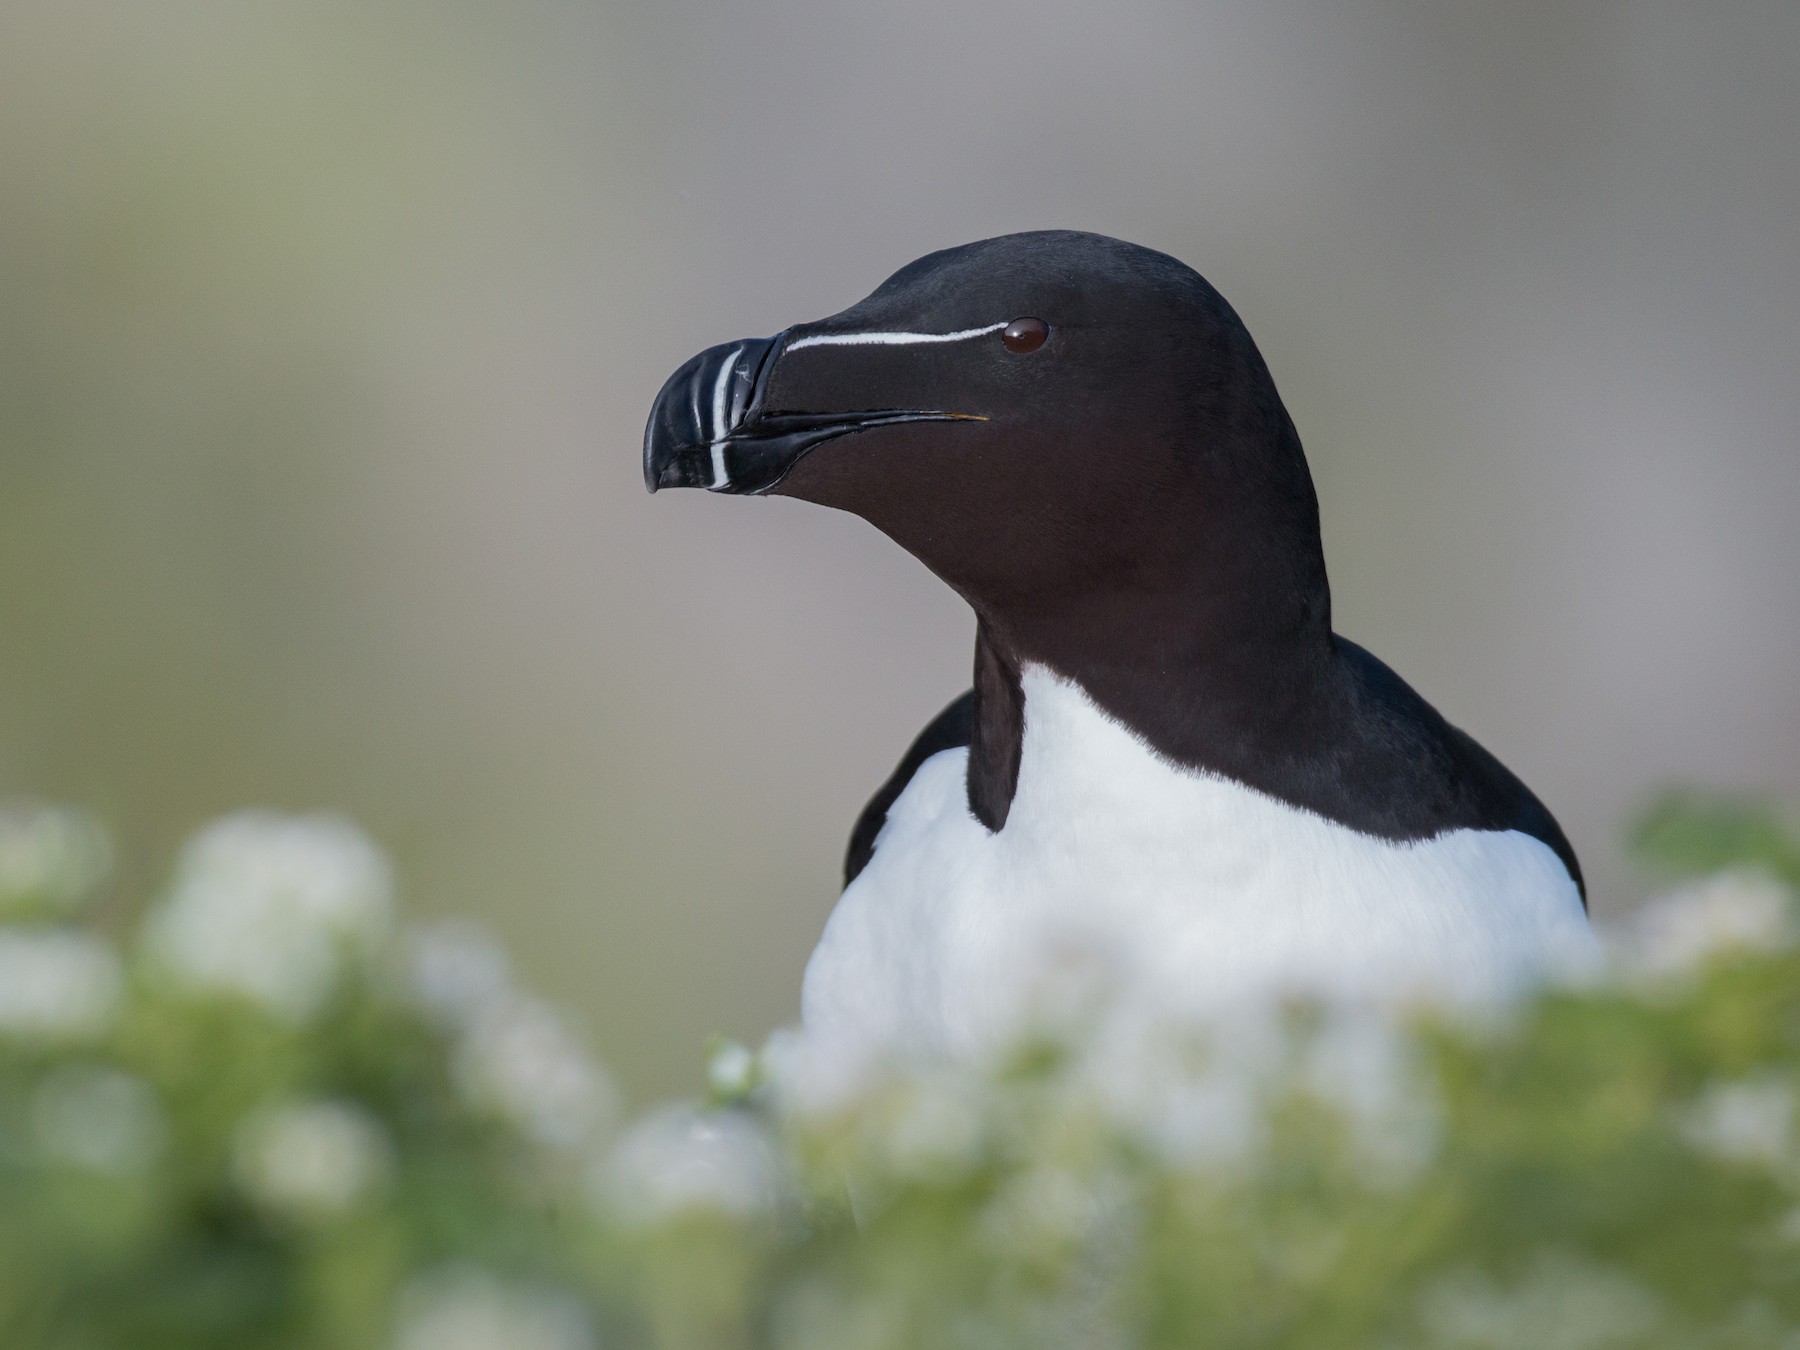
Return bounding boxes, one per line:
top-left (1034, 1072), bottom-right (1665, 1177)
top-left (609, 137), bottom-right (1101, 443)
top-left (801, 666), bottom-right (1596, 1060)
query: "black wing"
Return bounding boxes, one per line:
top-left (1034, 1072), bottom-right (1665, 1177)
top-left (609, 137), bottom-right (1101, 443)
top-left (843, 692), bottom-right (974, 888)
top-left (1332, 638), bottom-right (1587, 905)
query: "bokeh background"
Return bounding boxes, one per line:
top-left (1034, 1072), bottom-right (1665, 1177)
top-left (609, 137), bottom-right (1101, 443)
top-left (2, 1), bottom-right (1795, 1100)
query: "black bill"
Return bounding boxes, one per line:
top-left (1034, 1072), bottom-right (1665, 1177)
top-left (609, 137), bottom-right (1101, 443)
top-left (643, 334), bottom-right (978, 496)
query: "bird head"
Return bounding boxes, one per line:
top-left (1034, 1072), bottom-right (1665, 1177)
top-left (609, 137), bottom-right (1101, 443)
top-left (644, 231), bottom-right (1325, 642)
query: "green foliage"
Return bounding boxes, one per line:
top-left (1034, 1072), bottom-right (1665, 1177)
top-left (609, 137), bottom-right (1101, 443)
top-left (1631, 792), bottom-right (1800, 890)
top-left (2, 795), bottom-right (1799, 1348)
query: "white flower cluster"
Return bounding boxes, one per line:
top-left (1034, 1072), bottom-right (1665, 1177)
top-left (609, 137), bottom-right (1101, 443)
top-left (0, 804), bottom-right (121, 1045)
top-left (31, 1064), bottom-right (165, 1174)
top-left (1681, 1077), bottom-right (1795, 1169)
top-left (144, 811), bottom-right (394, 1021)
top-left (406, 918), bottom-right (512, 1029)
top-left (1418, 1253), bottom-right (1663, 1350)
top-left (232, 1097), bottom-right (393, 1222)
top-left (600, 1103), bottom-right (784, 1224)
top-left (0, 929), bottom-right (123, 1042)
top-left (456, 995), bottom-right (616, 1151)
top-left (405, 921), bottom-right (782, 1223)
top-left (0, 803), bottom-right (110, 919)
top-left (765, 948), bottom-right (1435, 1185)
top-left (404, 920), bottom-right (618, 1153)
top-left (390, 1266), bottom-right (594, 1350)
top-left (1608, 869), bottom-right (1795, 983)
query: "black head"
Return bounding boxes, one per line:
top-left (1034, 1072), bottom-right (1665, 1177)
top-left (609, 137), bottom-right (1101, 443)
top-left (644, 231), bottom-right (1329, 659)
top-left (644, 232), bottom-right (1586, 897)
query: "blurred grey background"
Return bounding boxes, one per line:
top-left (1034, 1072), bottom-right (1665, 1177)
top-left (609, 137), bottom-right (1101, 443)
top-left (2, 1), bottom-right (1795, 1099)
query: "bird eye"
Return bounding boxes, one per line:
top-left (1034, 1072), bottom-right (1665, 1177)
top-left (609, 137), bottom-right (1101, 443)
top-left (1001, 317), bottom-right (1049, 353)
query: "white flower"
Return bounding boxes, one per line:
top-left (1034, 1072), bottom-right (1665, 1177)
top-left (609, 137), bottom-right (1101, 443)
top-left (1075, 1003), bottom-right (1275, 1167)
top-left (0, 929), bottom-right (122, 1041)
top-left (404, 918), bottom-right (512, 1030)
top-left (1103, 1056), bottom-right (1263, 1166)
top-left (871, 1068), bottom-right (988, 1181)
top-left (144, 811), bottom-right (394, 1020)
top-left (758, 1026), bottom-right (883, 1120)
top-left (453, 994), bottom-right (615, 1150)
top-left (981, 1165), bottom-right (1102, 1250)
top-left (1419, 1253), bottom-right (1663, 1349)
top-left (0, 804), bottom-right (110, 918)
top-left (1682, 1078), bottom-right (1795, 1168)
top-left (1609, 870), bottom-right (1794, 982)
top-left (232, 1098), bottom-right (391, 1221)
top-left (1302, 1005), bottom-right (1440, 1182)
top-left (32, 1065), bottom-right (164, 1174)
top-left (706, 1039), bottom-right (757, 1100)
top-left (600, 1103), bottom-right (783, 1223)
top-left (391, 1266), bottom-right (594, 1350)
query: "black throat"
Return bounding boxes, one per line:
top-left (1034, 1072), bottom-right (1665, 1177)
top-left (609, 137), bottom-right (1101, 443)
top-left (966, 624), bottom-right (1026, 831)
top-left (962, 542), bottom-right (1335, 836)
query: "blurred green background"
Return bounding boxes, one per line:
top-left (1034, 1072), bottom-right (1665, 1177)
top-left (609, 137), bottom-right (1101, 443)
top-left (2, 1), bottom-right (1796, 1101)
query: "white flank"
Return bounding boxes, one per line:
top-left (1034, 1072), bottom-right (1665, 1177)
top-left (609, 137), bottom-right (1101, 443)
top-left (801, 666), bottom-right (1598, 1061)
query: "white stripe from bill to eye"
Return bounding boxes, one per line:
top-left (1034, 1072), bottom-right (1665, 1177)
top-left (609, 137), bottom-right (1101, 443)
top-left (707, 344), bottom-right (742, 488)
top-left (784, 321), bottom-right (1009, 351)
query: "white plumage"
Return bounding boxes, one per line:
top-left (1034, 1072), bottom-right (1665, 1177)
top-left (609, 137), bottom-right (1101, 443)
top-left (802, 666), bottom-right (1597, 1060)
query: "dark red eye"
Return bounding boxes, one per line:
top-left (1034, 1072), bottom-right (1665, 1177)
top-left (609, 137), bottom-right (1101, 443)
top-left (1001, 317), bottom-right (1049, 353)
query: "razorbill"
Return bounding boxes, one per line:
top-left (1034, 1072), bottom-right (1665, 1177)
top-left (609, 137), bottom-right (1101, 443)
top-left (643, 231), bottom-right (1595, 1058)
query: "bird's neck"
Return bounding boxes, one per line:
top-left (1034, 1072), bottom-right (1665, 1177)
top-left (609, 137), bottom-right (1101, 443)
top-left (964, 559), bottom-right (1337, 832)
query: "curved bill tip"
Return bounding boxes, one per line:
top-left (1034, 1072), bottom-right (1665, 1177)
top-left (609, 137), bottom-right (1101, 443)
top-left (642, 338), bottom-right (770, 494)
